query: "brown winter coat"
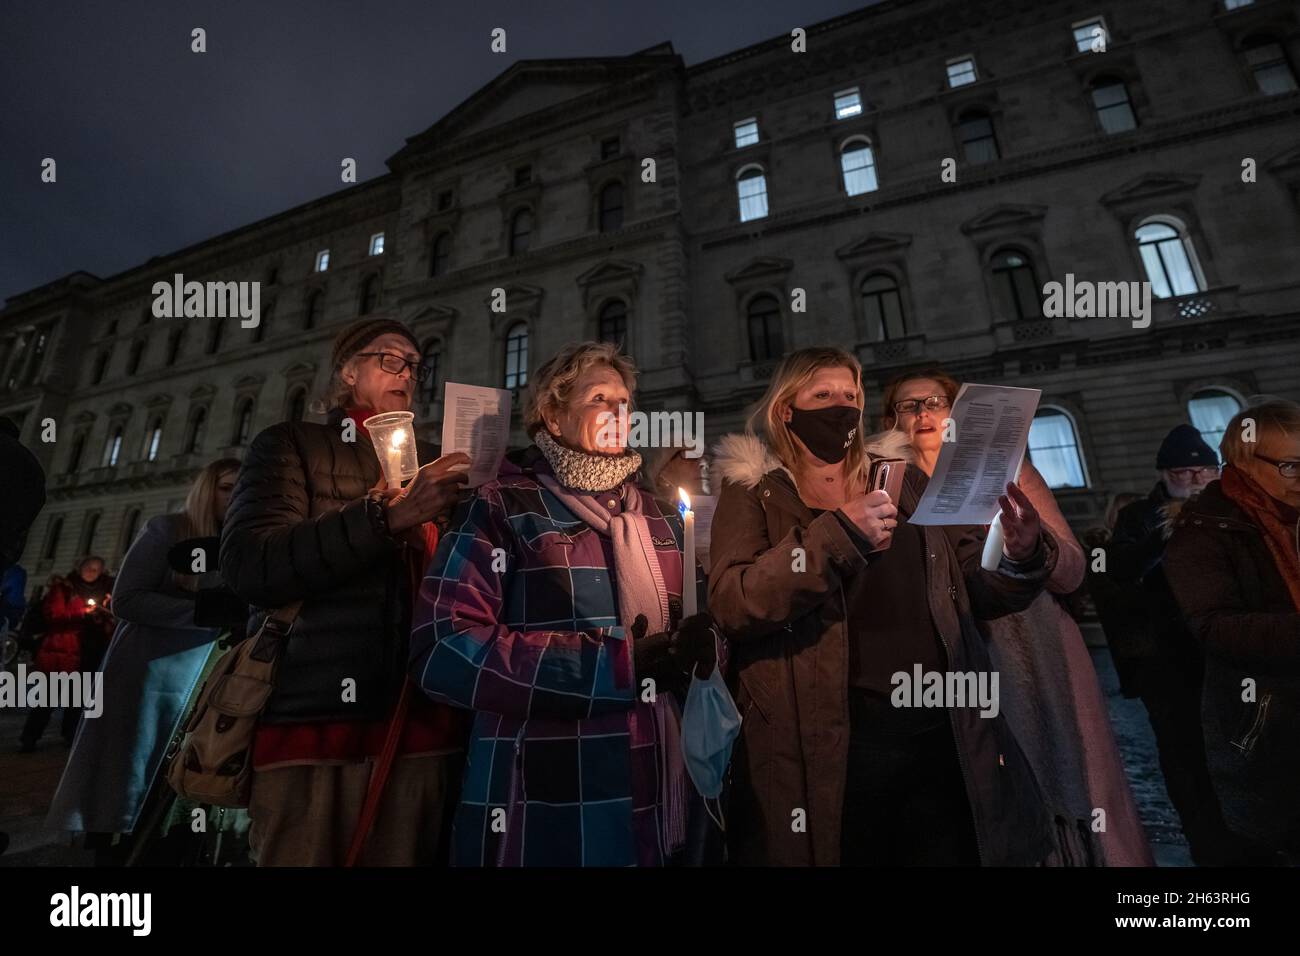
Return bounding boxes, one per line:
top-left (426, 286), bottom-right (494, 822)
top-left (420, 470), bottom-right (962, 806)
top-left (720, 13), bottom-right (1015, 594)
top-left (707, 432), bottom-right (1057, 866)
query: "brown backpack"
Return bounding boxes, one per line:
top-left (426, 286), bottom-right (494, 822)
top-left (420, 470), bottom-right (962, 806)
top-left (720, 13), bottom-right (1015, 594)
top-left (167, 603), bottom-right (300, 808)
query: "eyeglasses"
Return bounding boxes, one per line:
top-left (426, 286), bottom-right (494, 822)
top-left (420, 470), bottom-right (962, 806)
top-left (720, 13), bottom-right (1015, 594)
top-left (1167, 466), bottom-right (1219, 481)
top-left (892, 395), bottom-right (950, 415)
top-left (1254, 454), bottom-right (1300, 479)
top-left (356, 351), bottom-right (432, 383)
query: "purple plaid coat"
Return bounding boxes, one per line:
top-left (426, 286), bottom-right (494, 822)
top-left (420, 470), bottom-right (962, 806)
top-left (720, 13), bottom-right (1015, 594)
top-left (410, 453), bottom-right (701, 866)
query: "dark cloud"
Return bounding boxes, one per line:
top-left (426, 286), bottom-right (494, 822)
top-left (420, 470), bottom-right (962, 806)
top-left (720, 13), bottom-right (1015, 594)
top-left (1, 0), bottom-right (876, 302)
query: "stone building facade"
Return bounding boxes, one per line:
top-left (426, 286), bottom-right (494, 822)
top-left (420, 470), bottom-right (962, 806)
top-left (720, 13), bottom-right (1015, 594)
top-left (2, 0), bottom-right (1298, 587)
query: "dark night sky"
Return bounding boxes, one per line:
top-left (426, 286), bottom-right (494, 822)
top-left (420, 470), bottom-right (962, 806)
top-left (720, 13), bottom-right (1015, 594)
top-left (1, 0), bottom-right (879, 304)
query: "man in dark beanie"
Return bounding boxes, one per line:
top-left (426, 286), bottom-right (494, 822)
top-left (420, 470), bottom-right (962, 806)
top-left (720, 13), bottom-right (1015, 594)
top-left (220, 314), bottom-right (471, 865)
top-left (1108, 423), bottom-right (1251, 864)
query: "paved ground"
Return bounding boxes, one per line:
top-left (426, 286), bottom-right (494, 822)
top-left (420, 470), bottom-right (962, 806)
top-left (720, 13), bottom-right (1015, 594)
top-left (0, 641), bottom-right (1191, 867)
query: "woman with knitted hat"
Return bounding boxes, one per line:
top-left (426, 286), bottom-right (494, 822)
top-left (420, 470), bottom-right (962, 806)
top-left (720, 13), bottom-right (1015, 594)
top-left (220, 316), bottom-right (471, 866)
top-left (410, 341), bottom-right (718, 866)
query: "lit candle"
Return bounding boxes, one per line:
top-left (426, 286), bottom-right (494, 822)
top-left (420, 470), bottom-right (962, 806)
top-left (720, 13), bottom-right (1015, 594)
top-left (87, 599), bottom-right (97, 608)
top-left (679, 488), bottom-right (696, 617)
top-left (387, 429), bottom-right (406, 490)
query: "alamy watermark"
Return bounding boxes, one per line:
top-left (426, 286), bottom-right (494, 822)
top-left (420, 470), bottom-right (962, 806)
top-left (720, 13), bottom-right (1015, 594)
top-left (1042, 274), bottom-right (1153, 329)
top-left (0, 664), bottom-right (103, 718)
top-left (151, 272), bottom-right (260, 326)
top-left (595, 404), bottom-right (705, 458)
top-left (891, 664), bottom-right (1000, 718)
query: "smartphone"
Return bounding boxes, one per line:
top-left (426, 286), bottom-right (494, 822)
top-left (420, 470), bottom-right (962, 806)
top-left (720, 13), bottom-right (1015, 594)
top-left (866, 457), bottom-right (906, 553)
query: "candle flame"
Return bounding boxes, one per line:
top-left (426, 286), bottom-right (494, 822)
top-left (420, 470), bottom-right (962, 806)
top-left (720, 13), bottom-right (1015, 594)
top-left (390, 429), bottom-right (407, 449)
top-left (678, 487), bottom-right (691, 511)
top-left (87, 599), bottom-right (97, 607)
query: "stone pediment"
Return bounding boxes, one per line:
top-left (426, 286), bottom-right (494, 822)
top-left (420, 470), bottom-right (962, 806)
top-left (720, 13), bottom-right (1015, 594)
top-left (391, 53), bottom-right (678, 164)
top-left (835, 232), bottom-right (913, 260)
top-left (725, 257), bottom-right (793, 285)
top-left (1099, 172), bottom-right (1201, 207)
top-left (576, 259), bottom-right (644, 288)
top-left (483, 283), bottom-right (544, 317)
top-left (960, 204), bottom-right (1048, 235)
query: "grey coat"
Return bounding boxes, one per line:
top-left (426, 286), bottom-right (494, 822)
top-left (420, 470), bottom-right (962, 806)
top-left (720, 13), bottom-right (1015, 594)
top-left (46, 513), bottom-right (219, 834)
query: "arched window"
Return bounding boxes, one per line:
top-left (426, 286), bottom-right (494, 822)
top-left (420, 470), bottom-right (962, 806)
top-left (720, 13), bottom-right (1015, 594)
top-left (861, 273), bottom-right (906, 341)
top-left (509, 209), bottom-right (533, 255)
top-left (1188, 388), bottom-right (1242, 450)
top-left (430, 232), bottom-right (452, 277)
top-left (167, 328), bottom-right (185, 365)
top-left (304, 290), bottom-right (323, 330)
top-left (91, 349), bottom-right (111, 385)
top-left (120, 507), bottom-right (143, 555)
top-left (144, 418), bottom-right (164, 462)
top-left (1243, 34), bottom-right (1298, 95)
top-left (233, 398), bottom-right (255, 445)
top-left (736, 165), bottom-right (769, 222)
top-left (359, 274), bottom-right (380, 315)
top-left (504, 324), bottom-right (529, 390)
top-left (990, 248), bottom-right (1042, 320)
top-left (206, 319), bottom-right (224, 355)
top-left (417, 339), bottom-right (442, 405)
top-left (66, 432), bottom-right (87, 475)
top-left (598, 182), bottom-right (625, 233)
top-left (840, 139), bottom-right (879, 196)
top-left (958, 109), bottom-right (999, 164)
top-left (1090, 76), bottom-right (1137, 133)
top-left (127, 339), bottom-right (146, 375)
top-left (255, 300), bottom-right (274, 343)
top-left (1027, 409), bottom-right (1088, 489)
top-left (79, 513), bottom-right (100, 555)
top-left (598, 300), bottom-right (628, 349)
top-left (1135, 219), bottom-right (1205, 298)
top-left (746, 295), bottom-right (784, 362)
top-left (287, 388), bottom-right (308, 422)
top-left (186, 408), bottom-right (207, 455)
top-left (103, 425), bottom-right (124, 468)
top-left (43, 516), bottom-right (64, 561)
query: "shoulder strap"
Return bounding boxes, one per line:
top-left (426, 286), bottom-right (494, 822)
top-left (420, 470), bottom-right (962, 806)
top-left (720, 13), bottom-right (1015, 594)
top-left (248, 601), bottom-right (302, 663)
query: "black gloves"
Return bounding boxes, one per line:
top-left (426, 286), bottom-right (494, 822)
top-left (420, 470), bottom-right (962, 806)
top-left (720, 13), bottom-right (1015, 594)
top-left (631, 612), bottom-right (718, 697)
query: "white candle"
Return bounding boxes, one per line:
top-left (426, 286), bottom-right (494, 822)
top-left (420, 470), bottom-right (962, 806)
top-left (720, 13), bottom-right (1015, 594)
top-left (679, 488), bottom-right (696, 617)
top-left (980, 513), bottom-right (1004, 571)
top-left (387, 429), bottom-right (405, 490)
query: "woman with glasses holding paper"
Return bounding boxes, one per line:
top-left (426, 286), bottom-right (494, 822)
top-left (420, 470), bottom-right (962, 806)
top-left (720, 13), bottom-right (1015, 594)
top-left (1166, 398), bottom-right (1300, 862)
top-left (220, 316), bottom-right (470, 866)
top-left (882, 368), bottom-right (1152, 866)
top-left (707, 348), bottom-right (1057, 866)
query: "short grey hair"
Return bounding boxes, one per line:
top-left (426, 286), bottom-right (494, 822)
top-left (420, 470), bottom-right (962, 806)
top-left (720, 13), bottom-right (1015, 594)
top-left (1219, 396), bottom-right (1300, 468)
top-left (524, 341), bottom-right (638, 437)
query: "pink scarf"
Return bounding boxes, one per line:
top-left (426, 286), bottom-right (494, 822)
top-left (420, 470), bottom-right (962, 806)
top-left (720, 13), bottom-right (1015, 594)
top-left (536, 473), bottom-right (689, 855)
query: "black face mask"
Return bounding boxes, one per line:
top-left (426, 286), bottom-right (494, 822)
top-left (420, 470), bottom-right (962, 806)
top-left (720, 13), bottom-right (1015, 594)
top-left (788, 404), bottom-right (861, 464)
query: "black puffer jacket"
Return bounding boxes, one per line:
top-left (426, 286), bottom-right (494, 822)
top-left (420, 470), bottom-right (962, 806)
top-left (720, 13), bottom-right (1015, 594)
top-left (220, 408), bottom-right (437, 723)
top-left (1164, 481), bottom-right (1300, 852)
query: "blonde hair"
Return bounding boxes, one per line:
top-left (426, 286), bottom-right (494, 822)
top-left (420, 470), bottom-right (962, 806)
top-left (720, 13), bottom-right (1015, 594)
top-left (748, 347), bottom-right (868, 482)
top-left (183, 457), bottom-right (242, 538)
top-left (1220, 397), bottom-right (1300, 468)
top-left (524, 341), bottom-right (638, 437)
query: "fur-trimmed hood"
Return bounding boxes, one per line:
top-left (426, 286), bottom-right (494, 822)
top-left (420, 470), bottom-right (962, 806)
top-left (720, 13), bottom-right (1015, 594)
top-left (711, 428), bottom-right (913, 490)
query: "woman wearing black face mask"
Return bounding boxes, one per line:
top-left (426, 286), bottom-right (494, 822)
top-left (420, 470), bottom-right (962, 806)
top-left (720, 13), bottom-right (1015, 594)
top-left (708, 347), bottom-right (1059, 866)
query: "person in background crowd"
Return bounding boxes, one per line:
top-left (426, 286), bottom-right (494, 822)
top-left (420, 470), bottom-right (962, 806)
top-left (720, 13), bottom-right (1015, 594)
top-left (643, 446), bottom-right (709, 501)
top-left (411, 341), bottom-right (715, 866)
top-left (0, 414), bottom-right (47, 857)
top-left (1166, 399), bottom-right (1300, 863)
top-left (882, 369), bottom-right (1151, 866)
top-left (1108, 423), bottom-right (1245, 865)
top-left (46, 459), bottom-right (242, 866)
top-left (708, 348), bottom-right (1056, 866)
top-left (19, 556), bottom-right (115, 752)
top-left (220, 316), bottom-right (470, 866)
top-left (1085, 492), bottom-right (1143, 699)
top-left (1, 563), bottom-right (26, 638)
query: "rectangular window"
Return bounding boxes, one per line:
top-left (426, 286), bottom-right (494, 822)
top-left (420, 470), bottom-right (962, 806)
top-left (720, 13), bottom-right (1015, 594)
top-left (1073, 17), bottom-right (1108, 54)
top-left (737, 171), bottom-right (768, 222)
top-left (733, 118), bottom-right (759, 148)
top-left (947, 56), bottom-right (977, 88)
top-left (314, 249), bottom-right (330, 272)
top-left (514, 165), bottom-right (532, 187)
top-left (600, 136), bottom-right (621, 159)
top-left (1224, 0), bottom-right (1253, 9)
top-left (1093, 82), bottom-right (1137, 133)
top-left (369, 232), bottom-right (385, 256)
top-left (834, 87), bottom-right (862, 119)
top-left (437, 189), bottom-right (453, 211)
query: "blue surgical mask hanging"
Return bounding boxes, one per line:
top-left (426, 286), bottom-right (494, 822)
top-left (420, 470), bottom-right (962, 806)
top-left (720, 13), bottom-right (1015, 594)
top-left (681, 631), bottom-right (742, 807)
